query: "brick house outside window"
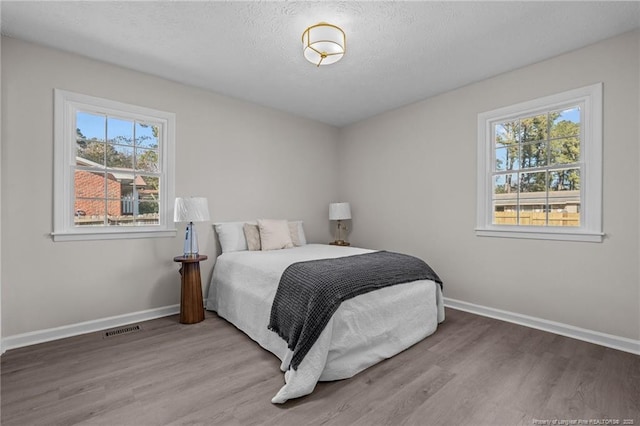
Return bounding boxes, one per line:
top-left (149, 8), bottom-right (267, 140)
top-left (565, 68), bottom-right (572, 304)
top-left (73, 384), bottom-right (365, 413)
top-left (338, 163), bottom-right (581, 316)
top-left (74, 157), bottom-right (157, 225)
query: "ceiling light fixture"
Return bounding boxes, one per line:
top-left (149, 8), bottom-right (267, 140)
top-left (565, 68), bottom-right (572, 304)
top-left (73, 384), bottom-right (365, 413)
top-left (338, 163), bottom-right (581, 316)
top-left (302, 22), bottom-right (346, 67)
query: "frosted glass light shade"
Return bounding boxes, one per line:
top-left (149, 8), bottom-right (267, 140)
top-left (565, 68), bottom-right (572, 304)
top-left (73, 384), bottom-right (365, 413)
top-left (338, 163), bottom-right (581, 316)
top-left (329, 202), bottom-right (351, 220)
top-left (174, 197), bottom-right (210, 223)
top-left (302, 23), bottom-right (346, 66)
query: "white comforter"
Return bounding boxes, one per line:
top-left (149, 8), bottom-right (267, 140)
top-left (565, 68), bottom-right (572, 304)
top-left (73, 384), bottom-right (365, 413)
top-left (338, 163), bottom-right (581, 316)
top-left (205, 244), bottom-right (445, 403)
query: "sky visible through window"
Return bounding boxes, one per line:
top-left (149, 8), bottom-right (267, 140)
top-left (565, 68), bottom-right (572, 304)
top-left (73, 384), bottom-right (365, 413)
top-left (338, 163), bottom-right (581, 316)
top-left (554, 108), bottom-right (579, 124)
top-left (76, 112), bottom-right (157, 148)
top-left (494, 107), bottom-right (580, 172)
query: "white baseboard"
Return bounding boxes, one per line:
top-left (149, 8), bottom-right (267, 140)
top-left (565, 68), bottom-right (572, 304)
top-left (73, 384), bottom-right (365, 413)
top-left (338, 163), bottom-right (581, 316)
top-left (3, 299), bottom-right (638, 357)
top-left (1, 304), bottom-right (180, 354)
top-left (444, 297), bottom-right (640, 356)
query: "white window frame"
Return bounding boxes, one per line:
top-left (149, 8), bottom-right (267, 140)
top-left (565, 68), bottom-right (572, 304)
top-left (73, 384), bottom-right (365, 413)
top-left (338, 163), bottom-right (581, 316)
top-left (476, 83), bottom-right (603, 242)
top-left (53, 89), bottom-right (176, 241)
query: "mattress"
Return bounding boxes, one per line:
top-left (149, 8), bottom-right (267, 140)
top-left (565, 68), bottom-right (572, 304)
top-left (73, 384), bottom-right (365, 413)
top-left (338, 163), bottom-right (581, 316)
top-left (205, 244), bottom-right (445, 403)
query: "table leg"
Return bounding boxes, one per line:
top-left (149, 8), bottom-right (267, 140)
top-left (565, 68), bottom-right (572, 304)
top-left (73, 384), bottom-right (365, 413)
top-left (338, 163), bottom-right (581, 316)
top-left (179, 261), bottom-right (205, 324)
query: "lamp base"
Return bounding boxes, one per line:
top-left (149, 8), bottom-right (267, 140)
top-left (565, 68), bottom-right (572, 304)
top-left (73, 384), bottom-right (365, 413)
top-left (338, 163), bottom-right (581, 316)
top-left (329, 240), bottom-right (350, 246)
top-left (183, 222), bottom-right (200, 257)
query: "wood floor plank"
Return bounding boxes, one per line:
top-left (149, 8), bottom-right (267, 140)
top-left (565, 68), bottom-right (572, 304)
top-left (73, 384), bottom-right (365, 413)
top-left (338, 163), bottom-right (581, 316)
top-left (350, 364), bottom-right (455, 426)
top-left (2, 309), bottom-right (638, 426)
top-left (541, 352), bottom-right (605, 419)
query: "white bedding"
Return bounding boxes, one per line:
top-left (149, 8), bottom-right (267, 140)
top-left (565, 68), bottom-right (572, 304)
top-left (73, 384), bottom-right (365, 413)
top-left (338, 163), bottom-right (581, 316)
top-left (205, 244), bottom-right (445, 403)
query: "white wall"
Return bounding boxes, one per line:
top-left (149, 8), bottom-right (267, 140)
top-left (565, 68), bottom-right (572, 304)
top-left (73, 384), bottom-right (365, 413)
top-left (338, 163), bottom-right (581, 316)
top-left (338, 30), bottom-right (640, 341)
top-left (638, 29), bottom-right (640, 346)
top-left (1, 37), bottom-right (339, 338)
top-left (2, 31), bottom-right (639, 347)
top-left (0, 17), bottom-right (3, 353)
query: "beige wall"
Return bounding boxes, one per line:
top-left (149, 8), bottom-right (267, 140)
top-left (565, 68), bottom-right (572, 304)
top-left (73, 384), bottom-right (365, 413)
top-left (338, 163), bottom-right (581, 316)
top-left (0, 25), bottom-right (3, 351)
top-left (638, 29), bottom-right (640, 345)
top-left (338, 30), bottom-right (640, 340)
top-left (2, 31), bottom-right (639, 344)
top-left (1, 37), bottom-right (339, 337)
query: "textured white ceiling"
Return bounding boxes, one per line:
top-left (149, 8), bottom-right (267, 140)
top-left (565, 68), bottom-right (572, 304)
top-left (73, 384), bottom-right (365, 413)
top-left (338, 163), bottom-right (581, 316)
top-left (2, 1), bottom-right (639, 127)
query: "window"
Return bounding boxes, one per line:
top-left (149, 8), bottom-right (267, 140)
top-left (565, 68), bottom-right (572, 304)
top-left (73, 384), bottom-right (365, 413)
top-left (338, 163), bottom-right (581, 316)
top-left (476, 83), bottom-right (603, 242)
top-left (53, 89), bottom-right (176, 241)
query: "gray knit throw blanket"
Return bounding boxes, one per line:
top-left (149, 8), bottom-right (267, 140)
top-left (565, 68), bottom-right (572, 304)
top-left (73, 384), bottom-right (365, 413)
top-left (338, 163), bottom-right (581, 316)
top-left (268, 250), bottom-right (442, 371)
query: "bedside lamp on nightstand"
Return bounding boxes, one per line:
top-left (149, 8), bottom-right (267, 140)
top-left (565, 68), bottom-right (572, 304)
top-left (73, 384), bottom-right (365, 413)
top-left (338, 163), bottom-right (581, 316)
top-left (329, 202), bottom-right (351, 246)
top-left (173, 196), bottom-right (210, 324)
top-left (174, 197), bottom-right (210, 257)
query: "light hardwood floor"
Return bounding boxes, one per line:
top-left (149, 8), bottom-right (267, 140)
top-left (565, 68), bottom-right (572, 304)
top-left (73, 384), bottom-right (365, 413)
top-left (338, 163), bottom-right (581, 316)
top-left (2, 308), bottom-right (639, 425)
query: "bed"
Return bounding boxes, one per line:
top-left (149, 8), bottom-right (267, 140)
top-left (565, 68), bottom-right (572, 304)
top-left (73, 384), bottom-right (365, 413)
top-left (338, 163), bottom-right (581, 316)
top-left (206, 239), bottom-right (445, 404)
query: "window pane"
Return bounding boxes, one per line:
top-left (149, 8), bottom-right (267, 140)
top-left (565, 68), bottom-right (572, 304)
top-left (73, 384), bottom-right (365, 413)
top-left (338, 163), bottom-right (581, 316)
top-left (106, 145), bottom-right (133, 169)
top-left (107, 198), bottom-right (122, 218)
top-left (520, 113), bottom-right (547, 142)
top-left (74, 169), bottom-right (129, 227)
top-left (135, 148), bottom-right (159, 172)
top-left (520, 142), bottom-right (547, 169)
top-left (548, 196), bottom-right (580, 212)
top-left (135, 122), bottom-right (160, 148)
top-left (137, 201), bottom-right (159, 225)
top-left (519, 171), bottom-right (547, 194)
top-left (492, 199), bottom-right (517, 225)
top-left (107, 117), bottom-right (134, 145)
top-left (548, 168), bottom-right (580, 227)
top-left (74, 198), bottom-right (106, 226)
top-left (549, 137), bottom-right (580, 165)
top-left (519, 191), bottom-right (547, 207)
top-left (549, 168), bottom-right (580, 192)
top-left (75, 170), bottom-right (107, 199)
top-left (139, 175), bottom-right (159, 192)
top-left (494, 173), bottom-right (518, 195)
top-left (550, 107), bottom-right (580, 138)
top-left (547, 198), bottom-right (580, 227)
top-left (78, 141), bottom-right (106, 165)
top-left (495, 121), bottom-right (519, 147)
top-left (137, 175), bottom-right (160, 225)
top-left (115, 173), bottom-right (135, 195)
top-left (495, 147), bottom-right (519, 171)
top-left (519, 170), bottom-right (547, 226)
top-left (547, 210), bottom-right (580, 227)
top-left (518, 207), bottom-right (547, 226)
top-left (96, 174), bottom-right (160, 224)
top-left (76, 112), bottom-right (105, 143)
top-left (121, 194), bottom-right (136, 216)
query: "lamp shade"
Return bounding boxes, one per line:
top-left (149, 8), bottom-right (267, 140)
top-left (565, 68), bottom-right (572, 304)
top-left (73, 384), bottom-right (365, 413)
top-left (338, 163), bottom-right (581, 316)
top-left (174, 197), bottom-right (210, 223)
top-left (329, 202), bottom-right (351, 220)
top-left (302, 23), bottom-right (346, 66)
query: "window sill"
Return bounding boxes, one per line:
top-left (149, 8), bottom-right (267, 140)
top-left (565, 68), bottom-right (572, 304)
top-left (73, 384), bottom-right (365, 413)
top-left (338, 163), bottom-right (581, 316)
top-left (52, 228), bottom-right (177, 242)
top-left (475, 227), bottom-right (604, 243)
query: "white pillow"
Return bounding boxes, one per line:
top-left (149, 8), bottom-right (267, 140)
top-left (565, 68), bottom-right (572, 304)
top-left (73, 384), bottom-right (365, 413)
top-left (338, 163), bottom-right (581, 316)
top-left (214, 221), bottom-right (254, 253)
top-left (258, 219), bottom-right (294, 251)
top-left (288, 220), bottom-right (307, 246)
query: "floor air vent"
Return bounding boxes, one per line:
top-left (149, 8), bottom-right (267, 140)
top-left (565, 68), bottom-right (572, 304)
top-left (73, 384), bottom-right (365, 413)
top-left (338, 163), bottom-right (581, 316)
top-left (103, 325), bottom-right (142, 338)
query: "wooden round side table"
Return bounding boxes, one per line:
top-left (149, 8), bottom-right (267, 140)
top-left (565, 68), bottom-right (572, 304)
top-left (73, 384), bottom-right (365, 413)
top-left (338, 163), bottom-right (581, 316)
top-left (173, 255), bottom-right (208, 324)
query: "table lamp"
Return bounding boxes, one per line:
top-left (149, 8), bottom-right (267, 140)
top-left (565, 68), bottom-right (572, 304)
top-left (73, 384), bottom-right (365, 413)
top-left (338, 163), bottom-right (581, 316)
top-left (174, 197), bottom-right (210, 257)
top-left (329, 202), bottom-right (351, 246)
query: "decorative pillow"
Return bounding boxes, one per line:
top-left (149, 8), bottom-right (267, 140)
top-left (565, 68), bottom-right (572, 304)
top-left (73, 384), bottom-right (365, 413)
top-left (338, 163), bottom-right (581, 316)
top-left (258, 219), bottom-right (294, 251)
top-left (214, 221), bottom-right (252, 253)
top-left (288, 221), bottom-right (307, 246)
top-left (243, 223), bottom-right (261, 251)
